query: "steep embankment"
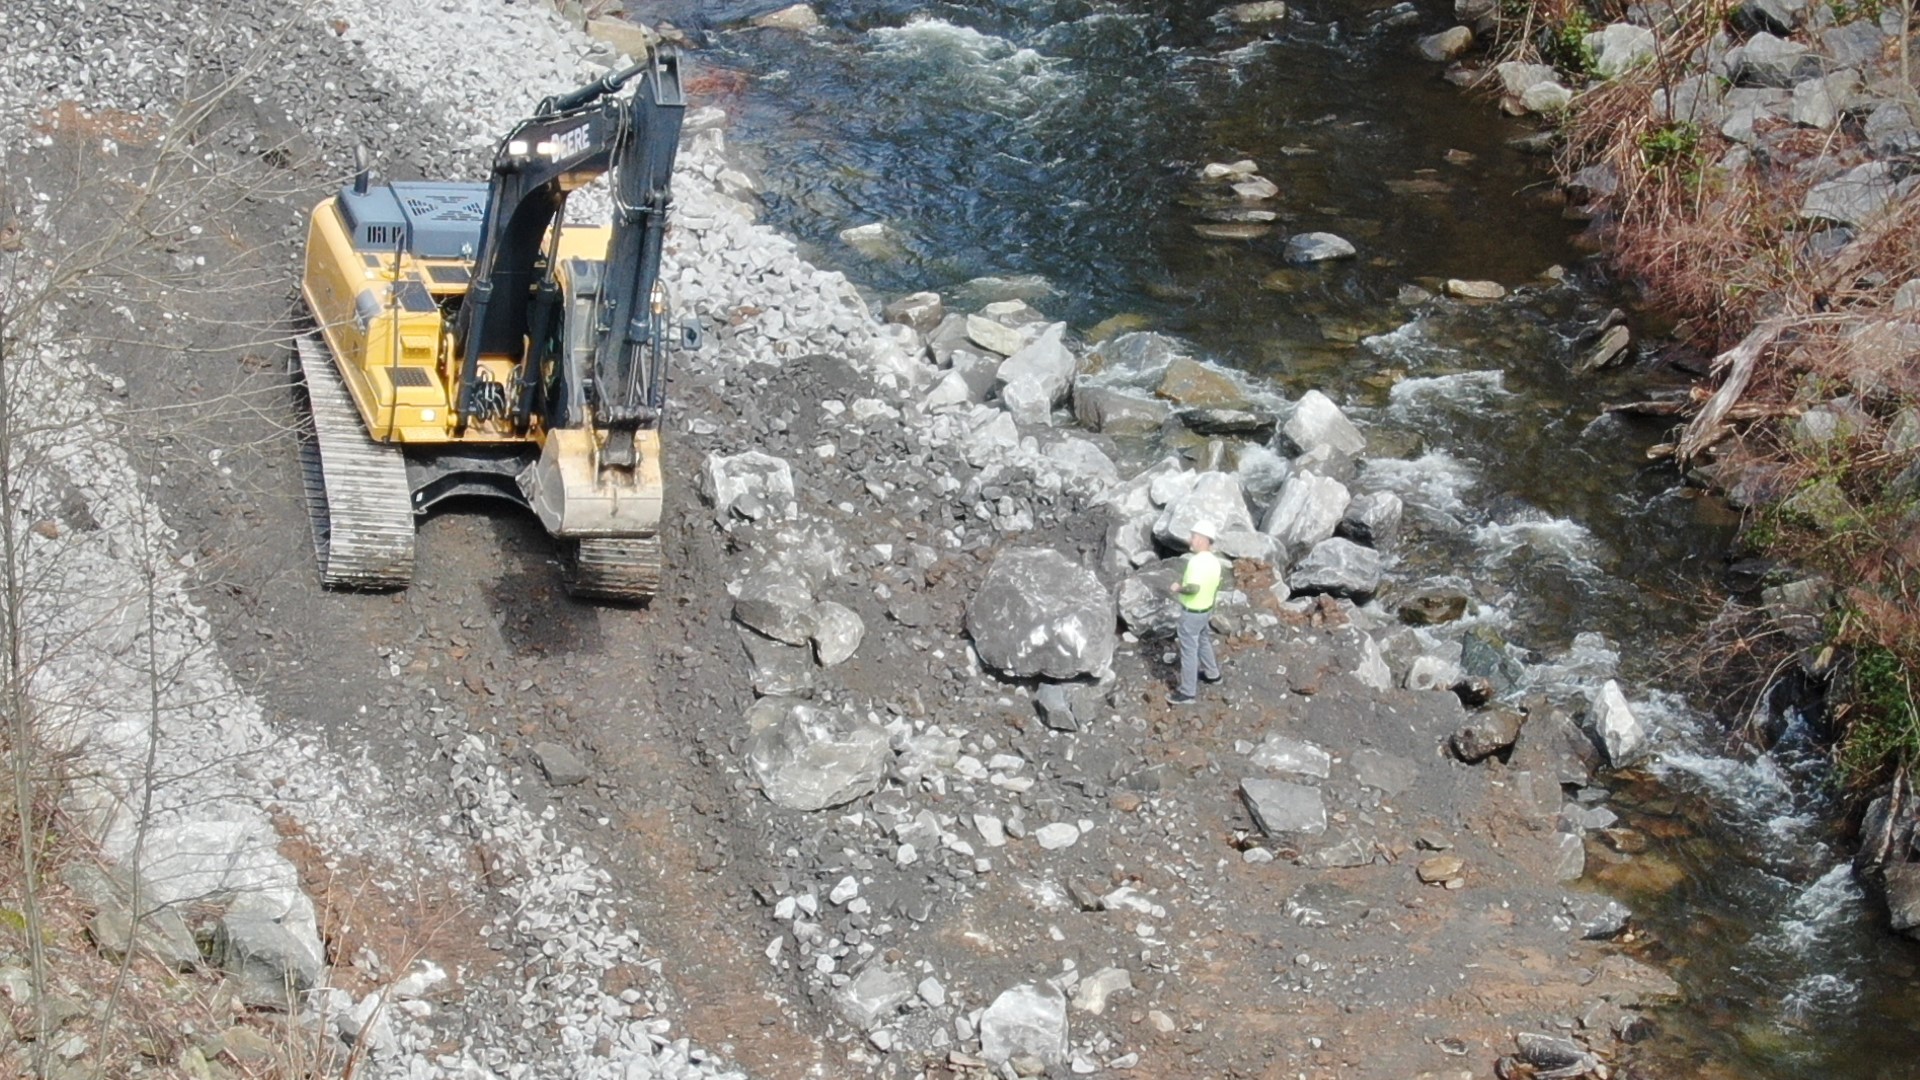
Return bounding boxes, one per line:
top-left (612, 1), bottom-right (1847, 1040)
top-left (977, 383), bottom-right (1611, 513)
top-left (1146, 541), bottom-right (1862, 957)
top-left (2, 2), bottom-right (1695, 1079)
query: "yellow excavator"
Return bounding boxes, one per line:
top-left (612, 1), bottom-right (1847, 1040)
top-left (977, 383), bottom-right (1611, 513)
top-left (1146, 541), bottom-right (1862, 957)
top-left (296, 48), bottom-right (692, 600)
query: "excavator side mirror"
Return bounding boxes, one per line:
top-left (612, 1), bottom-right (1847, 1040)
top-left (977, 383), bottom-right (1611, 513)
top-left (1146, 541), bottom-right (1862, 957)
top-left (680, 320), bottom-right (702, 351)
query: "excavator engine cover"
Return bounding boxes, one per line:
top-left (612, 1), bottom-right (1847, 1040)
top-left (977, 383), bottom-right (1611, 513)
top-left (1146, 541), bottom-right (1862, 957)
top-left (519, 427), bottom-right (663, 538)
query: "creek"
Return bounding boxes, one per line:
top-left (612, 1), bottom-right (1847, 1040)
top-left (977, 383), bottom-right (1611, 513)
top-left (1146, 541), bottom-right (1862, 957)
top-left (643, 1), bottom-right (1920, 1073)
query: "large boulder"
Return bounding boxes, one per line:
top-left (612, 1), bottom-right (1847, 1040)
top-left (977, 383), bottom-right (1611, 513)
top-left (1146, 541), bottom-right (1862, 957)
top-left (732, 566), bottom-right (817, 645)
top-left (979, 983), bottom-right (1069, 1066)
top-left (1735, 31), bottom-right (1819, 87)
top-left (744, 703), bottom-right (889, 811)
top-left (1073, 381), bottom-right (1171, 434)
top-left (1287, 537), bottom-right (1384, 602)
top-left (996, 322), bottom-right (1075, 405)
top-left (1262, 472), bottom-right (1351, 550)
top-left (1886, 864), bottom-right (1920, 938)
top-left (1282, 390), bottom-right (1366, 457)
top-left (1591, 679), bottom-right (1646, 766)
top-left (1583, 22), bottom-right (1656, 77)
top-left (1116, 561), bottom-right (1187, 639)
top-left (967, 549), bottom-right (1117, 679)
top-left (1156, 357), bottom-right (1251, 409)
top-left (1153, 471), bottom-right (1255, 548)
top-left (216, 915), bottom-right (326, 1007)
top-left (1802, 162), bottom-right (1905, 228)
top-left (1338, 491), bottom-right (1402, 548)
top-left (701, 451), bottom-right (796, 524)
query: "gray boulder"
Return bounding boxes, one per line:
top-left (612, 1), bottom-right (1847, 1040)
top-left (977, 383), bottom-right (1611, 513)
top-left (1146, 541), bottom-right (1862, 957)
top-left (1732, 0), bottom-right (1804, 34)
top-left (997, 322), bottom-right (1075, 405)
top-left (810, 600), bottom-right (865, 667)
top-left (739, 628), bottom-right (816, 697)
top-left (1338, 491), bottom-right (1403, 548)
top-left (1116, 562), bottom-right (1186, 639)
top-left (967, 549), bottom-right (1117, 679)
top-left (532, 742), bottom-right (591, 786)
top-left (1241, 778), bottom-right (1327, 835)
top-left (1284, 232), bottom-right (1357, 263)
top-left (701, 451), bottom-right (796, 524)
top-left (744, 703), bottom-right (890, 811)
top-left (66, 864), bottom-right (199, 972)
top-left (1073, 381), bottom-right (1171, 434)
top-left (1250, 734), bottom-right (1331, 778)
top-left (1451, 706), bottom-right (1526, 763)
top-left (1154, 471), bottom-right (1256, 548)
top-left (1802, 161), bottom-right (1905, 227)
top-left (1584, 22), bottom-right (1656, 77)
top-left (836, 964), bottom-right (915, 1030)
top-left (1263, 473), bottom-right (1352, 550)
top-left (1282, 390), bottom-right (1367, 457)
top-left (1496, 61), bottom-right (1557, 98)
top-left (1001, 376), bottom-right (1057, 426)
top-left (1101, 514), bottom-right (1158, 576)
top-left (1864, 101), bottom-right (1920, 155)
top-left (1591, 679), bottom-right (1646, 766)
top-left (1233, 443), bottom-right (1292, 507)
top-left (883, 291), bottom-right (944, 335)
top-left (1086, 331), bottom-right (1186, 382)
top-left (732, 566), bottom-right (817, 645)
top-left (979, 983), bottom-right (1069, 1066)
top-left (967, 313), bottom-right (1027, 356)
top-left (216, 915), bottom-right (326, 1007)
top-left (1213, 528), bottom-right (1284, 567)
top-left (1044, 436), bottom-right (1120, 490)
top-left (1886, 864), bottom-right (1920, 938)
top-left (1288, 537), bottom-right (1385, 602)
top-left (1417, 26), bottom-right (1474, 62)
top-left (1791, 70), bottom-right (1859, 129)
top-left (1736, 32), bottom-right (1819, 87)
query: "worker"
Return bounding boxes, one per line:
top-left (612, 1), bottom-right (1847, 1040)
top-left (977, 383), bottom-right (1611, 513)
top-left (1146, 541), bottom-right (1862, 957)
top-left (1167, 521), bottom-right (1224, 704)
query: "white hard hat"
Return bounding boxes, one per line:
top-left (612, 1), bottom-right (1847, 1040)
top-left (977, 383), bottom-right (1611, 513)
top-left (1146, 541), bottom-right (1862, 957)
top-left (1189, 520), bottom-right (1217, 540)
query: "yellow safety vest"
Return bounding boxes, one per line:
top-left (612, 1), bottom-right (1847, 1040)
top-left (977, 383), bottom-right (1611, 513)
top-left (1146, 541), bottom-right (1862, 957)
top-left (1179, 551), bottom-right (1224, 612)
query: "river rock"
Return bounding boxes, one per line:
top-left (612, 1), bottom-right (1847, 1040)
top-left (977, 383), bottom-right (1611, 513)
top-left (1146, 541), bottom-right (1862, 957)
top-left (1584, 22), bottom-right (1656, 77)
top-left (836, 964), bottom-right (915, 1030)
top-left (967, 313), bottom-right (1027, 357)
top-left (1251, 734), bottom-right (1331, 778)
top-left (1288, 537), bottom-right (1384, 602)
top-left (1087, 331), bottom-right (1186, 381)
top-left (1074, 382), bottom-right (1171, 434)
top-left (1885, 864), bottom-right (1920, 938)
top-left (884, 291), bottom-right (944, 334)
top-left (1802, 161), bottom-right (1904, 227)
top-left (751, 3), bottom-right (822, 30)
top-left (1452, 706), bottom-right (1526, 763)
top-left (1156, 357), bottom-right (1249, 409)
top-left (1283, 232), bottom-right (1357, 263)
top-left (1177, 407), bottom-right (1275, 435)
top-left (1338, 491), bottom-right (1402, 548)
top-left (1400, 590), bottom-right (1468, 625)
top-left (745, 703), bottom-right (889, 811)
top-left (1417, 26), bottom-right (1474, 61)
top-left (1154, 471), bottom-right (1256, 547)
top-left (1580, 324), bottom-right (1632, 370)
top-left (1521, 80), bottom-right (1573, 113)
top-left (1223, 1), bottom-right (1289, 22)
top-left (979, 983), bottom-right (1069, 1066)
top-left (1241, 778), bottom-right (1327, 835)
top-left (1262, 472), bottom-right (1351, 549)
top-left (1496, 61), bottom-right (1557, 98)
top-left (1445, 278), bottom-right (1506, 299)
top-left (998, 322), bottom-right (1074, 404)
top-left (839, 221), bottom-right (901, 259)
top-left (1282, 389), bottom-right (1367, 457)
top-left (1591, 679), bottom-right (1645, 766)
top-left (967, 549), bottom-right (1117, 679)
top-left (702, 450), bottom-right (796, 524)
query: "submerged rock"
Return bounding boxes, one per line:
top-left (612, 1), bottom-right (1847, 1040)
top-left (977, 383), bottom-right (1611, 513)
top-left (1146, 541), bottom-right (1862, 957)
top-left (1283, 232), bottom-right (1357, 263)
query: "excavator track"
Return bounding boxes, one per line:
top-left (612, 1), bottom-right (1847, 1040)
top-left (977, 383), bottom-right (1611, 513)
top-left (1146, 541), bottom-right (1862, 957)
top-left (291, 334), bottom-right (416, 589)
top-left (562, 536), bottom-right (662, 602)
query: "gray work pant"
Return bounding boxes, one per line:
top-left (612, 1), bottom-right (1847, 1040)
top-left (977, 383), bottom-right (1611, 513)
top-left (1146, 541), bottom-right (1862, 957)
top-left (1176, 608), bottom-right (1219, 696)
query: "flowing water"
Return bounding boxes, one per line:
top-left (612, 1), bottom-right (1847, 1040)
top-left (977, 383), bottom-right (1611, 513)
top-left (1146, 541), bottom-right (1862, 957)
top-left (646, 1), bottom-right (1920, 1073)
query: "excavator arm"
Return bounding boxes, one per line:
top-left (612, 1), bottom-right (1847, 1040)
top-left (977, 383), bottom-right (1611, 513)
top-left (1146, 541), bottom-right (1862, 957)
top-left (450, 48), bottom-right (687, 441)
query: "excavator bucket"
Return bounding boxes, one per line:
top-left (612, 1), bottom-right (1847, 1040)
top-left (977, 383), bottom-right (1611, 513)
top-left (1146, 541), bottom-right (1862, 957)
top-left (519, 427), bottom-right (663, 538)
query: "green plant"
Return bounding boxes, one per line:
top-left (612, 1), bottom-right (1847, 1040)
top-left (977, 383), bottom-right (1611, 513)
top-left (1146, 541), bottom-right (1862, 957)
top-left (1542, 8), bottom-right (1599, 78)
top-left (1835, 641), bottom-right (1920, 784)
top-left (1639, 122), bottom-right (1701, 169)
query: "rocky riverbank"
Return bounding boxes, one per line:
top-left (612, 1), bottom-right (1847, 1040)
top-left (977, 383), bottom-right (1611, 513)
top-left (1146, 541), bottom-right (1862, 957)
top-left (0, 1), bottom-right (1710, 1077)
top-left (1401, 0), bottom-right (1920, 935)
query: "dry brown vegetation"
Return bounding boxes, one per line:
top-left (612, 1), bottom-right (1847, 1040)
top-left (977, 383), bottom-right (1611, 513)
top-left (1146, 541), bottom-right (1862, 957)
top-left (1491, 0), bottom-right (1920, 782)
